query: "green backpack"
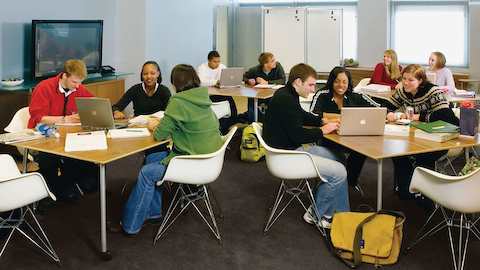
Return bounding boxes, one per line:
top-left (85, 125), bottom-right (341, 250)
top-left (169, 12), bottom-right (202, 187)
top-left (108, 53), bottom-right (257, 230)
top-left (240, 125), bottom-right (266, 162)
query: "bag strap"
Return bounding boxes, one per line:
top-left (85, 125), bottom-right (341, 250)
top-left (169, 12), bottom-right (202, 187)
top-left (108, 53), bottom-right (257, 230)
top-left (352, 210), bottom-right (406, 267)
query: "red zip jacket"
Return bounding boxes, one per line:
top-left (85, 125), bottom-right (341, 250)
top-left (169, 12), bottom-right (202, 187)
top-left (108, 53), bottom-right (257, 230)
top-left (28, 73), bottom-right (94, 128)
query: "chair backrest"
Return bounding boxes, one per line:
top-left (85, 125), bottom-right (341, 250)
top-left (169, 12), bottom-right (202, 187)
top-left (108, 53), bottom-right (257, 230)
top-left (251, 122), bottom-right (324, 181)
top-left (0, 154), bottom-right (55, 212)
top-left (211, 101), bottom-right (231, 119)
top-left (410, 166), bottom-right (480, 213)
top-left (161, 126), bottom-right (237, 185)
top-left (353, 78), bottom-right (371, 92)
top-left (4, 107), bottom-right (30, 133)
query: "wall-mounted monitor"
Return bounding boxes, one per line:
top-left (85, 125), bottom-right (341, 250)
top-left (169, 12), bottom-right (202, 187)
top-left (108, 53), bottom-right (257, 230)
top-left (32, 20), bottom-right (103, 80)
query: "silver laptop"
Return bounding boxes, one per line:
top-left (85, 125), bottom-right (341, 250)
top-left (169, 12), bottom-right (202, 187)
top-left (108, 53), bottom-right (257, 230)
top-left (338, 107), bottom-right (387, 136)
top-left (76, 97), bottom-right (128, 130)
top-left (218, 67), bottom-right (244, 88)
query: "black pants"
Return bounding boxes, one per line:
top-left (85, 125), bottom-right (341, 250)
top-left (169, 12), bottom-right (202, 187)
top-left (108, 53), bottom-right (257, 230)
top-left (247, 98), bottom-right (270, 123)
top-left (392, 150), bottom-right (446, 199)
top-left (37, 153), bottom-right (99, 198)
top-left (210, 95), bottom-right (238, 134)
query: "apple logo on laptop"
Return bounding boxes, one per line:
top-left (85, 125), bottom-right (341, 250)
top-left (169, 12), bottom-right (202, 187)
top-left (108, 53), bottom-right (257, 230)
top-left (92, 111), bottom-right (97, 116)
top-left (360, 119), bottom-right (366, 125)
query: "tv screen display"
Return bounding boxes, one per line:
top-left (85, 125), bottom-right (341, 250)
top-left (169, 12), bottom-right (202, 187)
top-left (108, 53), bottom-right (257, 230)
top-left (32, 20), bottom-right (103, 80)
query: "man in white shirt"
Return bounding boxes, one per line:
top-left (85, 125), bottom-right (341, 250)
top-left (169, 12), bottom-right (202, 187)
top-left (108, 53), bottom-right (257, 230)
top-left (197, 51), bottom-right (240, 133)
top-left (197, 50), bottom-right (226, 86)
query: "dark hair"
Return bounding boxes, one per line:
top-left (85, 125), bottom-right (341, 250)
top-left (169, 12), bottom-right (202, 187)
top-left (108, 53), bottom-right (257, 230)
top-left (207, 50), bottom-right (220, 60)
top-left (324, 66), bottom-right (353, 94)
top-left (140, 61), bottom-right (162, 83)
top-left (170, 64), bottom-right (201, 92)
top-left (288, 63), bottom-right (317, 84)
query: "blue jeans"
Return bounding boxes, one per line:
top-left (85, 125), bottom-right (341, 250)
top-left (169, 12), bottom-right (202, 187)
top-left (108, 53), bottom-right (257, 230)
top-left (296, 144), bottom-right (350, 217)
top-left (122, 151), bottom-right (168, 234)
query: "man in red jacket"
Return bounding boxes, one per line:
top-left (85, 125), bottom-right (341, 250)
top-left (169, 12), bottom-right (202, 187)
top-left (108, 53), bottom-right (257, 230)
top-left (30, 59), bottom-right (98, 201)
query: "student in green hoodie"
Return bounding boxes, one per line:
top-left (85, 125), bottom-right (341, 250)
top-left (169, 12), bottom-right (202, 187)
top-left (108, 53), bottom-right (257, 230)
top-left (121, 64), bottom-right (223, 235)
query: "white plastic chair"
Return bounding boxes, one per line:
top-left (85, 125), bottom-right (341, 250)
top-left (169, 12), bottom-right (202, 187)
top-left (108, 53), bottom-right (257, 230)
top-left (0, 154), bottom-right (60, 265)
top-left (353, 78), bottom-right (371, 92)
top-left (4, 107), bottom-right (34, 163)
top-left (407, 166), bottom-right (480, 270)
top-left (153, 127), bottom-right (237, 243)
top-left (252, 122), bottom-right (327, 235)
top-left (211, 101), bottom-right (231, 119)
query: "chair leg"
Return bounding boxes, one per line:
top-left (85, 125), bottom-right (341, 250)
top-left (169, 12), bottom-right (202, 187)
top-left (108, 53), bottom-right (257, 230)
top-left (406, 205), bottom-right (446, 252)
top-left (0, 207), bottom-right (60, 264)
top-left (154, 184), bottom-right (185, 244)
top-left (263, 180), bottom-right (310, 234)
top-left (154, 184), bottom-right (223, 244)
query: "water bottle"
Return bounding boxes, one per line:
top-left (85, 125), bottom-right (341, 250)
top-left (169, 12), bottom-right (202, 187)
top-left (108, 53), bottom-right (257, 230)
top-left (36, 123), bottom-right (57, 137)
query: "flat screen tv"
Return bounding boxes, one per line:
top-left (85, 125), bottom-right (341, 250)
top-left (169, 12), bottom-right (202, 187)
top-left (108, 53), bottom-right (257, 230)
top-left (32, 20), bottom-right (103, 80)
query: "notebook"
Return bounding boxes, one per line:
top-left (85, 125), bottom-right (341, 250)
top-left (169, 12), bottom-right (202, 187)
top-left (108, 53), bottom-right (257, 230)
top-left (107, 128), bottom-right (150, 139)
top-left (0, 130), bottom-right (44, 144)
top-left (410, 120), bottom-right (459, 133)
top-left (253, 84), bottom-right (284, 90)
top-left (64, 131), bottom-right (107, 152)
top-left (360, 84), bottom-right (391, 93)
top-left (76, 97), bottom-right (129, 130)
top-left (218, 68), bottom-right (244, 88)
top-left (128, 111), bottom-right (165, 126)
top-left (338, 107), bottom-right (387, 136)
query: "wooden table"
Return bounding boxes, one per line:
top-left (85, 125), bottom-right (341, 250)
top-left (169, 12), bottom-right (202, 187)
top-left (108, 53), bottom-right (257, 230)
top-left (13, 126), bottom-right (168, 260)
top-left (208, 86), bottom-right (275, 121)
top-left (324, 130), bottom-right (480, 210)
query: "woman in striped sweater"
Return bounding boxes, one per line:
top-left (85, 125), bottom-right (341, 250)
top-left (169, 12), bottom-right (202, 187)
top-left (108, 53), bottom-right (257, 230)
top-left (384, 64), bottom-right (459, 202)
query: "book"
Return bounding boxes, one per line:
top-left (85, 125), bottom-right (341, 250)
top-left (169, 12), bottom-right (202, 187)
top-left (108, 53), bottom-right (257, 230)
top-left (410, 120), bottom-right (459, 133)
top-left (453, 89), bottom-right (475, 98)
top-left (414, 129), bottom-right (459, 142)
top-left (107, 128), bottom-right (150, 139)
top-left (64, 131), bottom-right (107, 152)
top-left (128, 111), bottom-right (165, 125)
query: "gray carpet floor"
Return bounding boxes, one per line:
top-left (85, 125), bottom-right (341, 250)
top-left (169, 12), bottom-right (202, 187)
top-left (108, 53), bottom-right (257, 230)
top-left (2, 134), bottom-right (479, 270)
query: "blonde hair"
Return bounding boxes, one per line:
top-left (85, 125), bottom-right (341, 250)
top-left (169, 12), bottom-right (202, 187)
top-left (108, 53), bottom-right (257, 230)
top-left (384, 49), bottom-right (401, 81)
top-left (64, 59), bottom-right (87, 80)
top-left (431, 51), bottom-right (446, 69)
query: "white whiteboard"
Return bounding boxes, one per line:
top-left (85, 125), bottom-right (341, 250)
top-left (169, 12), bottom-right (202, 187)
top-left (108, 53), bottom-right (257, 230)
top-left (306, 9), bottom-right (343, 73)
top-left (263, 8), bottom-right (305, 72)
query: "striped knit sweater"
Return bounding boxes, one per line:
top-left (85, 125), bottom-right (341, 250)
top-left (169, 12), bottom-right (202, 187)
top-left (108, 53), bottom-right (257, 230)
top-left (385, 82), bottom-right (458, 125)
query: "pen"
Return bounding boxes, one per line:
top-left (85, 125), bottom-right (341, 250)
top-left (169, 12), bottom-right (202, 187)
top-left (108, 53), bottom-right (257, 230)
top-left (125, 129), bottom-right (144, 132)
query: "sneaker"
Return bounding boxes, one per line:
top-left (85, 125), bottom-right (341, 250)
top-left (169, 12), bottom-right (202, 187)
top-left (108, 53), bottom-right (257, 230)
top-left (303, 207), bottom-right (332, 229)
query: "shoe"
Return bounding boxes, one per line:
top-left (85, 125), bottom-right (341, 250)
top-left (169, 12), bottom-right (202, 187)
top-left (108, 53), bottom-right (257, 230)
top-left (107, 221), bottom-right (136, 238)
top-left (303, 206), bottom-right (332, 229)
top-left (351, 185), bottom-right (365, 197)
top-left (144, 217), bottom-right (163, 227)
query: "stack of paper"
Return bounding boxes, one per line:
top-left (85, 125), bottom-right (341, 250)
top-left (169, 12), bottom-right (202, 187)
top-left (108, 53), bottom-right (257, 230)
top-left (0, 130), bottom-right (44, 144)
top-left (360, 84), bottom-right (391, 93)
top-left (108, 128), bottom-right (150, 139)
top-left (65, 131), bottom-right (107, 152)
top-left (254, 84), bottom-right (284, 90)
top-left (453, 89), bottom-right (475, 98)
top-left (384, 124), bottom-right (410, 137)
top-left (414, 129), bottom-right (459, 142)
top-left (128, 111), bottom-right (165, 125)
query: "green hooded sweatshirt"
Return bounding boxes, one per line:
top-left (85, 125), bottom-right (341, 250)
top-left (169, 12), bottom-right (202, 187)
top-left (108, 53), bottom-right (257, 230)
top-left (153, 86), bottom-right (223, 165)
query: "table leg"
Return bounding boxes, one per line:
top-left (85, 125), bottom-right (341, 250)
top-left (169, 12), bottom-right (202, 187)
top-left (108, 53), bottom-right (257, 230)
top-left (254, 98), bottom-right (258, 122)
top-left (99, 164), bottom-right (111, 260)
top-left (377, 159), bottom-right (383, 211)
top-left (22, 148), bottom-right (29, 173)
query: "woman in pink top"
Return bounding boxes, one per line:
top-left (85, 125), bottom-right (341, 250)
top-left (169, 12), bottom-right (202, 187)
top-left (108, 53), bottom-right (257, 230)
top-left (428, 51), bottom-right (456, 94)
top-left (370, 49), bottom-right (402, 89)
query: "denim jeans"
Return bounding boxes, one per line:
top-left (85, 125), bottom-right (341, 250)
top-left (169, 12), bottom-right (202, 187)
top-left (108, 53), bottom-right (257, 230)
top-left (296, 144), bottom-right (350, 218)
top-left (122, 151), bottom-right (168, 234)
